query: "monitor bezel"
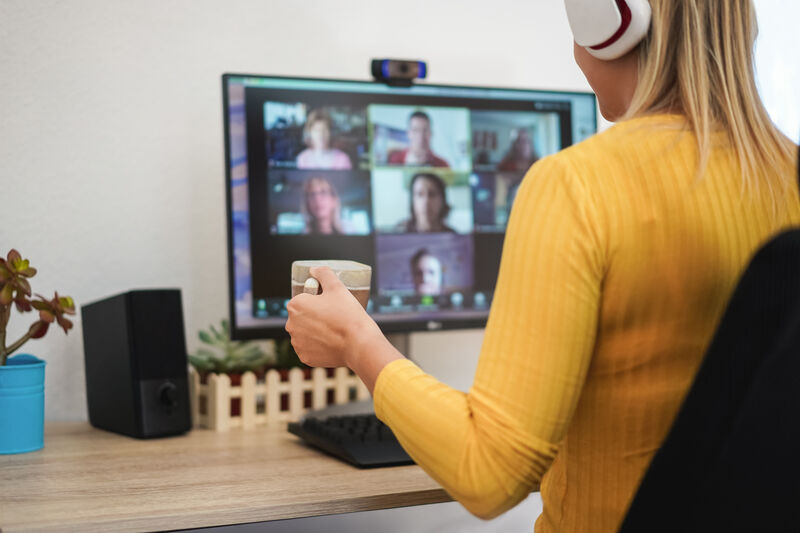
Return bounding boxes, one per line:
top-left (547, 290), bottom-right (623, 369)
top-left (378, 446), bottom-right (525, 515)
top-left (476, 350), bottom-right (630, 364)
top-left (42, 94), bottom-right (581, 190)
top-left (222, 72), bottom-right (597, 340)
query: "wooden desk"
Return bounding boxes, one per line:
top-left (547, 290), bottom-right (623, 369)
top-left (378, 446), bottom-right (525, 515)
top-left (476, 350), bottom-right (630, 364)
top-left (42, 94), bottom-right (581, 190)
top-left (0, 422), bottom-right (451, 532)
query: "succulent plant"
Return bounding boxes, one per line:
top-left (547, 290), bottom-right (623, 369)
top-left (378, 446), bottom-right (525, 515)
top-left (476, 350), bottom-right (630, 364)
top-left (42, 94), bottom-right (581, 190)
top-left (0, 249), bottom-right (75, 366)
top-left (273, 338), bottom-right (307, 370)
top-left (188, 319), bottom-right (272, 374)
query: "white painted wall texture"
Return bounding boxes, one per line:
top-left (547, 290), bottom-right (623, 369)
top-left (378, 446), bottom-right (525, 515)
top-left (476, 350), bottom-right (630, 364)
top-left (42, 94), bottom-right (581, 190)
top-left (753, 0), bottom-right (800, 143)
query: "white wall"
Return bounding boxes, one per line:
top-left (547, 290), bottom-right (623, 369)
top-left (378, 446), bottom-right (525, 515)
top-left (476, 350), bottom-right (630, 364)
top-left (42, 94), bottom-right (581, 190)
top-left (0, 0), bottom-right (589, 422)
top-left (754, 0), bottom-right (800, 143)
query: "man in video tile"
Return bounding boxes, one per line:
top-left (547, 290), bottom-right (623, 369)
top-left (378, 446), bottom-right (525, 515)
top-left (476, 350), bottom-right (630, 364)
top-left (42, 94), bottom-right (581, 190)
top-left (410, 248), bottom-right (443, 296)
top-left (388, 111), bottom-right (450, 168)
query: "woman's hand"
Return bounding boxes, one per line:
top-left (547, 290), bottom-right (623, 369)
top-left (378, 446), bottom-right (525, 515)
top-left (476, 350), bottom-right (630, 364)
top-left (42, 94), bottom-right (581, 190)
top-left (285, 267), bottom-right (404, 392)
top-left (285, 267), bottom-right (379, 367)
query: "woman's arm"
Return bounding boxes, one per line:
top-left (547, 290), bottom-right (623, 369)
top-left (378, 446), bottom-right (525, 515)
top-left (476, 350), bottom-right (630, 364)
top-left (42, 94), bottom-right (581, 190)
top-left (286, 155), bottom-right (605, 519)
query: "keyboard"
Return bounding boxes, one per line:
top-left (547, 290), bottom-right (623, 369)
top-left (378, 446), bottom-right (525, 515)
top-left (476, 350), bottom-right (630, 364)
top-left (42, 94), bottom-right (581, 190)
top-left (288, 403), bottom-right (413, 468)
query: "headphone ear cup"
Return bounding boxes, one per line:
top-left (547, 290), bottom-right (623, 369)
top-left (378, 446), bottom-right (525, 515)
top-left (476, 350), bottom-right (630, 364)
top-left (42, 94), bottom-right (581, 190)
top-left (566, 0), bottom-right (627, 47)
top-left (565, 0), bottom-right (652, 60)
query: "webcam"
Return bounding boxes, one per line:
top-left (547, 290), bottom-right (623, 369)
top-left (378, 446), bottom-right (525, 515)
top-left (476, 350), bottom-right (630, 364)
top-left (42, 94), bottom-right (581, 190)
top-left (371, 59), bottom-right (427, 87)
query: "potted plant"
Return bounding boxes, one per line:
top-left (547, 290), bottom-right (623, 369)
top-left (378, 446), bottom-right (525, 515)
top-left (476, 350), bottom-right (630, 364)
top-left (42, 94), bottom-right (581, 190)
top-left (0, 249), bottom-right (75, 454)
top-left (272, 338), bottom-right (311, 378)
top-left (189, 319), bottom-right (273, 415)
top-left (188, 321), bottom-right (328, 427)
top-left (189, 320), bottom-right (274, 375)
top-left (188, 321), bottom-right (311, 379)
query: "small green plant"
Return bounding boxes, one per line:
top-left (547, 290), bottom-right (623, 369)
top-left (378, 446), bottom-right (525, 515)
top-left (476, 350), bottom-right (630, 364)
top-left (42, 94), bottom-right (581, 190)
top-left (0, 249), bottom-right (75, 366)
top-left (273, 338), bottom-right (307, 370)
top-left (188, 320), bottom-right (271, 374)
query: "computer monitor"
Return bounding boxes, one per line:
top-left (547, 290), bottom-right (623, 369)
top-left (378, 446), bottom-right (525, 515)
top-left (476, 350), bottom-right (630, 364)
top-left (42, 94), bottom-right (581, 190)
top-left (223, 74), bottom-right (597, 339)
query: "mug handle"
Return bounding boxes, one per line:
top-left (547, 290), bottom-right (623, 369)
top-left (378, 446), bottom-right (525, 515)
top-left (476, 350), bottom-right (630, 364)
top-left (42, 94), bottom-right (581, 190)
top-left (303, 277), bottom-right (321, 295)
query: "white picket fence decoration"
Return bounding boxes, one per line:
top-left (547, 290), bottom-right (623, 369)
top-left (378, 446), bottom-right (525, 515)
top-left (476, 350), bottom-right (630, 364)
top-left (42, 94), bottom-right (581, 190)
top-left (188, 366), bottom-right (369, 431)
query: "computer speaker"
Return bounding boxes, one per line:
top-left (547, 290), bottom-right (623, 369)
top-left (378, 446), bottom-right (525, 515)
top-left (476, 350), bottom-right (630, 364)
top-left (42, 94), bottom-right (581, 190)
top-left (81, 289), bottom-right (192, 438)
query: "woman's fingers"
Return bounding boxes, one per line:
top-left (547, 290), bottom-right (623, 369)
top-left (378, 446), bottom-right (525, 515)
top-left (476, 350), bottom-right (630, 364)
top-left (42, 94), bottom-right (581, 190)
top-left (285, 293), bottom-right (312, 333)
top-left (309, 266), bottom-right (344, 292)
top-left (303, 277), bottom-right (320, 295)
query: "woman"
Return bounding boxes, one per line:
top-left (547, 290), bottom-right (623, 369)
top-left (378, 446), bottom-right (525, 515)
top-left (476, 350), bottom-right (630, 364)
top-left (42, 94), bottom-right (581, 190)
top-left (301, 177), bottom-right (344, 235)
top-left (496, 128), bottom-right (539, 172)
top-left (295, 109), bottom-right (352, 170)
top-left (286, 2), bottom-right (799, 531)
top-left (398, 172), bottom-right (456, 233)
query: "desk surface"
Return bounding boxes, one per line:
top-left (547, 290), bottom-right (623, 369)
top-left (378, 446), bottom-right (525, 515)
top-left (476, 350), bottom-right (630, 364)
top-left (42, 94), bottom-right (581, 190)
top-left (0, 422), bottom-right (451, 532)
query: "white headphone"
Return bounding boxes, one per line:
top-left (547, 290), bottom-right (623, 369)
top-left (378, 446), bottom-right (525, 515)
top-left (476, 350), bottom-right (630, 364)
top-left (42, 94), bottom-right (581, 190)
top-left (565, 0), bottom-right (652, 60)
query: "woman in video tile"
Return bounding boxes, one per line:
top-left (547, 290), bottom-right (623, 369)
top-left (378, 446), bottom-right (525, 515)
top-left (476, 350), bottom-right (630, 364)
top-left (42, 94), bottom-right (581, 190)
top-left (295, 109), bottom-right (353, 170)
top-left (496, 128), bottom-right (539, 172)
top-left (302, 176), bottom-right (346, 234)
top-left (398, 172), bottom-right (456, 233)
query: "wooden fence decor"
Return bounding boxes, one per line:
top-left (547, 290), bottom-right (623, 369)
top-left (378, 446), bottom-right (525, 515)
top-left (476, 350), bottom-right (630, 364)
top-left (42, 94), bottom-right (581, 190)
top-left (188, 366), bottom-right (370, 431)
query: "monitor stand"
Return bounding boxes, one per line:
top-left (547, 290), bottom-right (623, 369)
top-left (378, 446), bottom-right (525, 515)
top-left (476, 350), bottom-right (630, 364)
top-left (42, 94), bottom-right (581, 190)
top-left (301, 332), bottom-right (411, 420)
top-left (386, 332), bottom-right (411, 361)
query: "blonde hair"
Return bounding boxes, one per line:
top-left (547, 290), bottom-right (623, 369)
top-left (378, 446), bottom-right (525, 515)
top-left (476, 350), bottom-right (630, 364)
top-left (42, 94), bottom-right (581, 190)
top-left (624, 0), bottom-right (796, 200)
top-left (301, 177), bottom-right (342, 234)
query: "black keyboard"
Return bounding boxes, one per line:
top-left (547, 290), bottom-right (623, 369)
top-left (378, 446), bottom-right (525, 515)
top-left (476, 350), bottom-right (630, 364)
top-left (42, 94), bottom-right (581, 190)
top-left (289, 413), bottom-right (413, 468)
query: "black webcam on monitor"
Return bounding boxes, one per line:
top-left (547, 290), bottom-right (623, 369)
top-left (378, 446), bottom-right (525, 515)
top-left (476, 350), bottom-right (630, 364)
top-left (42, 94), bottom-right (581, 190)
top-left (371, 59), bottom-right (427, 87)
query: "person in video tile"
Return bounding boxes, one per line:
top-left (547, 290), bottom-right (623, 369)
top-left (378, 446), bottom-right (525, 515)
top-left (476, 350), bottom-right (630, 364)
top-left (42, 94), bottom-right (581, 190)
top-left (410, 248), bottom-right (443, 296)
top-left (296, 109), bottom-right (353, 170)
top-left (388, 111), bottom-right (450, 168)
top-left (302, 176), bottom-right (345, 234)
top-left (398, 172), bottom-right (456, 233)
top-left (496, 129), bottom-right (539, 172)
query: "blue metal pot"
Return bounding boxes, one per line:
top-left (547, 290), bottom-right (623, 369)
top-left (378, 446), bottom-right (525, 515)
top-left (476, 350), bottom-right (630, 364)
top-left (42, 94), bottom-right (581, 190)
top-left (0, 354), bottom-right (46, 454)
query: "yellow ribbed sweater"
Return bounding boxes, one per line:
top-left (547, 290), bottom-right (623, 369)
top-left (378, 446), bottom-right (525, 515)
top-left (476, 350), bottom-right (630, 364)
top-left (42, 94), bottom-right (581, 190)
top-left (373, 115), bottom-right (800, 532)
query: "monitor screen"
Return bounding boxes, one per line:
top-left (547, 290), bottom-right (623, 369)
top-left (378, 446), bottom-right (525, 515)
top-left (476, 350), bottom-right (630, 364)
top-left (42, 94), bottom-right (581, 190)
top-left (224, 74), bottom-right (597, 339)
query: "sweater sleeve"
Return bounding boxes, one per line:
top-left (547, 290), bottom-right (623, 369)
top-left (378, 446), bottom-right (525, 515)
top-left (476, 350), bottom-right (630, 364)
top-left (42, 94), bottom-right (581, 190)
top-left (373, 155), bottom-right (606, 519)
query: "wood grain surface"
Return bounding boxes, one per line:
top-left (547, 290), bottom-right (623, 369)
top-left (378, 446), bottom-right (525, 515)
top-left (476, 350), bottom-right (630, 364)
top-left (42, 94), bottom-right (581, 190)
top-left (0, 422), bottom-right (450, 532)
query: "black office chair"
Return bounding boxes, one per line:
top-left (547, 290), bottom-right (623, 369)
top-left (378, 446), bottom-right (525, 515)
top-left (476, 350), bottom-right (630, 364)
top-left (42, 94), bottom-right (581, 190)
top-left (619, 166), bottom-right (800, 532)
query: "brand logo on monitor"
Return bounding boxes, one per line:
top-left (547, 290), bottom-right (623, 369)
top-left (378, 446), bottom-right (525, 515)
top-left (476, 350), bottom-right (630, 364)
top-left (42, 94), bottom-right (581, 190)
top-left (427, 321), bottom-right (443, 331)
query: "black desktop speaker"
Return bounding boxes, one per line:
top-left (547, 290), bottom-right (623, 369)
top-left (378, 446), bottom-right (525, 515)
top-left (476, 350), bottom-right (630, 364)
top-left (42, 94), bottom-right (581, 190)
top-left (81, 289), bottom-right (192, 438)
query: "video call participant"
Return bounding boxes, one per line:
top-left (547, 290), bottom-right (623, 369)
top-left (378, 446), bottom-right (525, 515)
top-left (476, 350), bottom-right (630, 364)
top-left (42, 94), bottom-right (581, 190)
top-left (296, 109), bottom-right (352, 170)
top-left (388, 111), bottom-right (450, 168)
top-left (409, 248), bottom-right (443, 296)
top-left (301, 177), bottom-right (346, 235)
top-left (287, 1), bottom-right (800, 531)
top-left (496, 128), bottom-right (539, 172)
top-left (398, 173), bottom-right (456, 233)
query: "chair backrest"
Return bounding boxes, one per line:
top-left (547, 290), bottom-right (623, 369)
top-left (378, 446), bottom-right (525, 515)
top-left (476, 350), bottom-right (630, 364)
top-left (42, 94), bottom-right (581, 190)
top-left (619, 226), bottom-right (800, 532)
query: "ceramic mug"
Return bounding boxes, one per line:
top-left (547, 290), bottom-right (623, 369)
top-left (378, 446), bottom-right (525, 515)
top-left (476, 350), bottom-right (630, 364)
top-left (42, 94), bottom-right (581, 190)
top-left (291, 260), bottom-right (371, 309)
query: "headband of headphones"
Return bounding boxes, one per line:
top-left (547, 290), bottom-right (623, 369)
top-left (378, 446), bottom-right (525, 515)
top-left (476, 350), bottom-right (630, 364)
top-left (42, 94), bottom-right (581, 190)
top-left (565, 0), bottom-right (652, 60)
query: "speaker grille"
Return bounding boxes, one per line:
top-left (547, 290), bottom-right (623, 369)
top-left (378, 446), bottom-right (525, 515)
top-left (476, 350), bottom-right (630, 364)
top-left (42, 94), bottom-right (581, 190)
top-left (128, 290), bottom-right (188, 380)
